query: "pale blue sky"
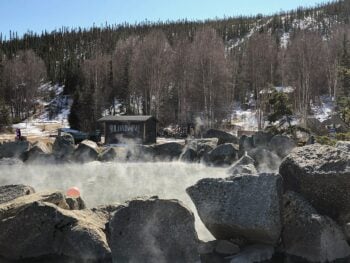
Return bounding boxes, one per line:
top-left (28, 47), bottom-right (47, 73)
top-left (0, 0), bottom-right (325, 39)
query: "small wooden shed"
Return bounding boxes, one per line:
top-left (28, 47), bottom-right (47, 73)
top-left (98, 115), bottom-right (157, 144)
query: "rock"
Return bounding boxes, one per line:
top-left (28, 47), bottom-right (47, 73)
top-left (180, 147), bottom-right (199, 163)
top-left (66, 196), bottom-right (86, 210)
top-left (109, 197), bottom-right (200, 262)
top-left (268, 135), bottom-right (297, 158)
top-left (306, 117), bottom-right (328, 136)
top-left (203, 129), bottom-right (239, 145)
top-left (0, 141), bottom-right (30, 159)
top-left (323, 114), bottom-right (349, 133)
top-left (0, 201), bottom-right (111, 262)
top-left (0, 191), bottom-right (70, 220)
top-left (252, 131), bottom-right (274, 148)
top-left (187, 173), bottom-right (283, 245)
top-left (215, 240), bottom-right (240, 255)
top-left (153, 142), bottom-right (184, 161)
top-left (186, 138), bottom-right (218, 160)
top-left (203, 143), bottom-right (238, 167)
top-left (283, 191), bottom-right (350, 262)
top-left (227, 154), bottom-right (257, 176)
top-left (98, 147), bottom-right (117, 162)
top-left (229, 245), bottom-right (274, 263)
top-left (0, 184), bottom-right (35, 205)
top-left (336, 140), bottom-right (350, 153)
top-left (128, 145), bottom-right (155, 162)
top-left (21, 142), bottom-right (56, 164)
top-left (91, 203), bottom-right (122, 222)
top-left (279, 144), bottom-right (350, 223)
top-left (238, 135), bottom-right (254, 157)
top-left (187, 138), bottom-right (218, 151)
top-left (198, 240), bottom-right (217, 254)
top-left (73, 140), bottom-right (99, 163)
top-left (52, 134), bottom-right (75, 160)
top-left (248, 148), bottom-right (281, 172)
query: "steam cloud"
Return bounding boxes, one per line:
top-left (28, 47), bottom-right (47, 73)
top-left (0, 161), bottom-right (227, 241)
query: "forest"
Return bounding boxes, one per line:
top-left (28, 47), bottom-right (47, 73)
top-left (0, 0), bottom-right (350, 131)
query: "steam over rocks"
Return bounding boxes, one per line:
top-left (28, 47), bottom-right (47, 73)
top-left (283, 191), bottom-right (350, 262)
top-left (187, 173), bottom-right (283, 245)
top-left (20, 141), bottom-right (56, 164)
top-left (98, 147), bottom-right (117, 162)
top-left (73, 139), bottom-right (100, 163)
top-left (279, 144), bottom-right (350, 223)
top-left (227, 154), bottom-right (257, 176)
top-left (0, 141), bottom-right (30, 159)
top-left (109, 197), bottom-right (200, 263)
top-left (268, 134), bottom-right (297, 158)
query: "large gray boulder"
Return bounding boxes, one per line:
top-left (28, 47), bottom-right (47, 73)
top-left (187, 173), bottom-right (283, 245)
top-left (73, 140), bottom-right (99, 163)
top-left (52, 134), bottom-right (75, 160)
top-left (21, 141), bottom-right (55, 164)
top-left (283, 191), bottom-right (350, 262)
top-left (279, 144), bottom-right (350, 223)
top-left (0, 184), bottom-right (35, 205)
top-left (0, 141), bottom-right (30, 159)
top-left (153, 142), bottom-right (184, 161)
top-left (268, 135), bottom-right (297, 158)
top-left (0, 192), bottom-right (110, 262)
top-left (203, 143), bottom-right (238, 167)
top-left (336, 140), bottom-right (350, 153)
top-left (109, 197), bottom-right (200, 262)
top-left (203, 129), bottom-right (239, 145)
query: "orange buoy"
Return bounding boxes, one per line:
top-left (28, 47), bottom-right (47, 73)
top-left (66, 187), bottom-right (81, 198)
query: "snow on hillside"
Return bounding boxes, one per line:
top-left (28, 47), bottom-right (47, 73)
top-left (227, 18), bottom-right (273, 50)
top-left (12, 83), bottom-right (71, 137)
top-left (310, 95), bottom-right (335, 122)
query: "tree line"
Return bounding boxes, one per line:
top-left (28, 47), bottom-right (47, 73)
top-left (0, 0), bottom-right (350, 131)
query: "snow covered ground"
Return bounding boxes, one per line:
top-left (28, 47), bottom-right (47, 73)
top-left (310, 95), bottom-right (335, 122)
top-left (11, 83), bottom-right (71, 138)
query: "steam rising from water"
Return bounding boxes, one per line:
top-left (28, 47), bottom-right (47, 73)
top-left (0, 162), bottom-right (227, 241)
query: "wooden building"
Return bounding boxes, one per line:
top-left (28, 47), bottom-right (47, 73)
top-left (98, 115), bottom-right (157, 144)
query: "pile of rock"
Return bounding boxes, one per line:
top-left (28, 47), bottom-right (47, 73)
top-left (186, 143), bottom-right (350, 262)
top-left (0, 185), bottom-right (200, 263)
top-left (0, 142), bottom-right (350, 262)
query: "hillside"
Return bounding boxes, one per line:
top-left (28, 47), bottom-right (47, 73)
top-left (0, 0), bottom-right (349, 133)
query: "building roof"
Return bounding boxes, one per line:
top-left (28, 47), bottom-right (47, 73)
top-left (98, 115), bottom-right (156, 122)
